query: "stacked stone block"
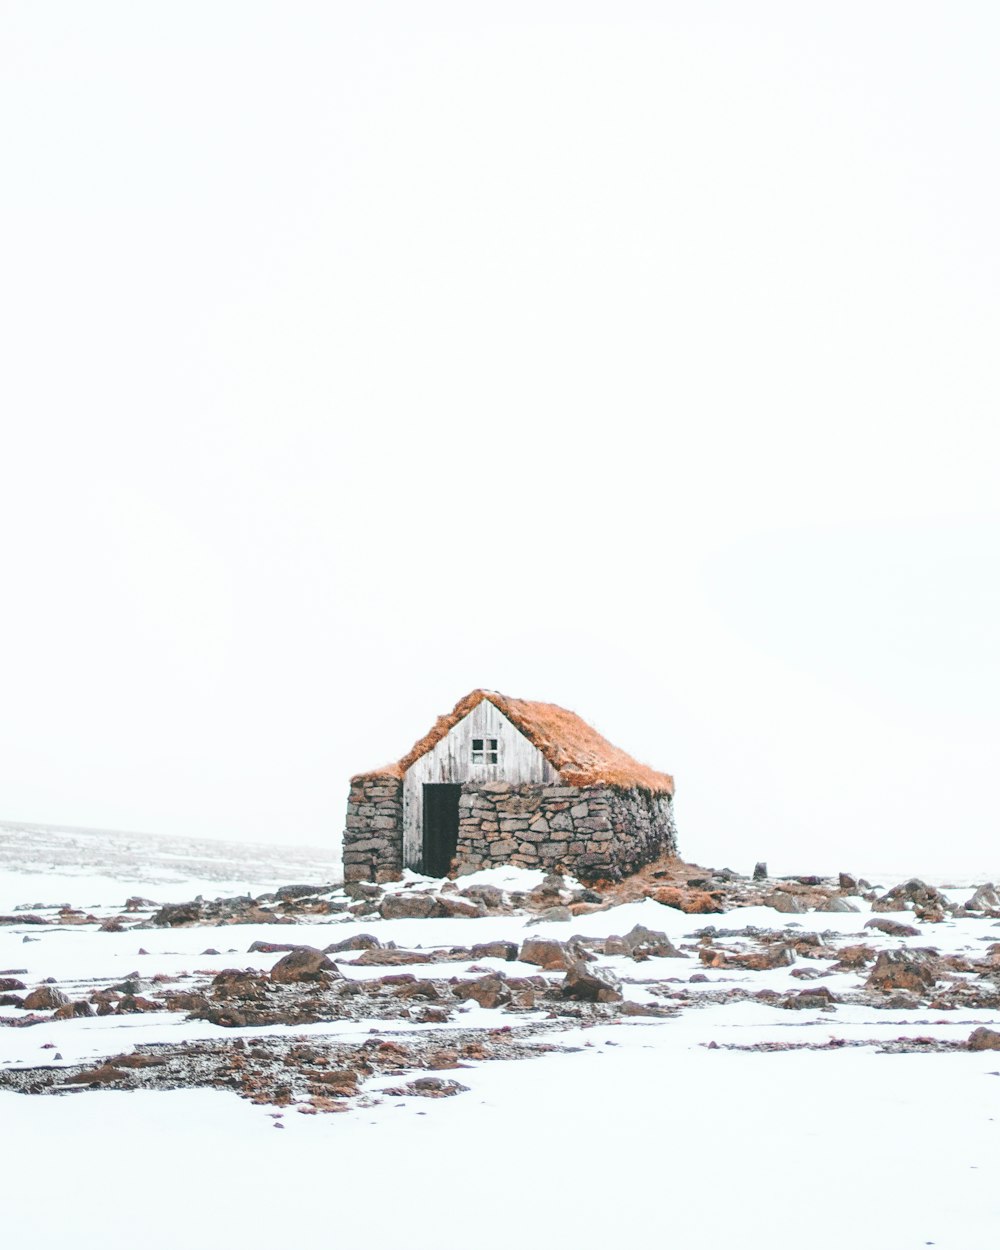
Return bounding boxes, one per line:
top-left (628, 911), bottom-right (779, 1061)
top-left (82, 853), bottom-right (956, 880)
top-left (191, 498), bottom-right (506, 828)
top-left (342, 777), bottom-right (404, 883)
top-left (455, 783), bottom-right (677, 883)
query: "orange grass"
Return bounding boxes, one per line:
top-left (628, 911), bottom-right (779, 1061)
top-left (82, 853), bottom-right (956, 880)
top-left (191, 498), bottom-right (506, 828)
top-left (353, 689), bottom-right (674, 796)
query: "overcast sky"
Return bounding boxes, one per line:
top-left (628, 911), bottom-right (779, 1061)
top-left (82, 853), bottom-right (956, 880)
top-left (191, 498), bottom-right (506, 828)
top-left (1, 3), bottom-right (997, 877)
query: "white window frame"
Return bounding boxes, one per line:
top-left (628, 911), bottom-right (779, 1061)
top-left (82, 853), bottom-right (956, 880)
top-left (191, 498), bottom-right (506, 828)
top-left (471, 736), bottom-right (499, 765)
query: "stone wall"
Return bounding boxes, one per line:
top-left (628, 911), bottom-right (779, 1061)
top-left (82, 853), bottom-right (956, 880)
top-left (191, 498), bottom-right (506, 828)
top-left (455, 783), bottom-right (677, 883)
top-left (342, 777), bottom-right (403, 883)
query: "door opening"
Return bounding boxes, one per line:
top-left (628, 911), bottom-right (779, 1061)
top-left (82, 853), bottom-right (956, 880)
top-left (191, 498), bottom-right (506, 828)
top-left (422, 783), bottom-right (461, 877)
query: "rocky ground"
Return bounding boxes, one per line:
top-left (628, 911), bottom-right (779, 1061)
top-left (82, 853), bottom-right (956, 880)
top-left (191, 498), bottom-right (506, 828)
top-left (4, 858), bottom-right (1000, 1117)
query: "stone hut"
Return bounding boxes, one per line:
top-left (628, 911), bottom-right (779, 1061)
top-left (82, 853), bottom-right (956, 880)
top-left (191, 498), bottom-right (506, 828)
top-left (342, 689), bottom-right (678, 884)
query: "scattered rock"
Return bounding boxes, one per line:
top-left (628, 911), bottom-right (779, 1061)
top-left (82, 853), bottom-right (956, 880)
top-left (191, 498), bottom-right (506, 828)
top-left (966, 884), bottom-right (1000, 913)
top-left (270, 948), bottom-right (340, 984)
top-left (864, 918), bottom-right (920, 938)
top-left (832, 944), bottom-right (876, 969)
top-left (818, 896), bottom-right (859, 913)
top-left (22, 986), bottom-right (70, 1011)
top-left (150, 902), bottom-right (203, 927)
top-left (379, 894), bottom-right (437, 921)
top-left (872, 879), bottom-right (949, 917)
top-left (781, 986), bottom-right (836, 1009)
top-left (324, 934), bottom-right (382, 953)
top-left (653, 887), bottom-right (724, 914)
top-left (866, 950), bottom-right (937, 993)
top-left (470, 941), bottom-right (518, 962)
top-left (525, 906), bottom-right (573, 924)
top-left (452, 975), bottom-right (511, 1009)
top-left (518, 938), bottom-right (570, 970)
top-left (459, 884), bottom-right (505, 910)
top-left (967, 1027), bottom-right (1000, 1051)
top-left (767, 892), bottom-right (807, 915)
top-left (560, 962), bottom-right (622, 1004)
top-left (434, 895), bottom-right (487, 919)
top-left (53, 1000), bottom-right (95, 1019)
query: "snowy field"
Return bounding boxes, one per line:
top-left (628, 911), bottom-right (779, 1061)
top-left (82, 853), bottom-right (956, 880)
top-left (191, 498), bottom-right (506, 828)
top-left (2, 825), bottom-right (999, 1250)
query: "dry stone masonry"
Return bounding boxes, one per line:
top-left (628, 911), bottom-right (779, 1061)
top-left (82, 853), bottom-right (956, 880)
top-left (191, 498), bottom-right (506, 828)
top-left (454, 783), bottom-right (677, 881)
top-left (342, 689), bottom-right (679, 884)
top-left (343, 777), bottom-right (404, 883)
top-left (344, 778), bottom-right (676, 884)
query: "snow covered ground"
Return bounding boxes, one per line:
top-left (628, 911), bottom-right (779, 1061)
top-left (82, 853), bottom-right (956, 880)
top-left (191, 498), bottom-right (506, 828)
top-left (0, 819), bottom-right (338, 909)
top-left (2, 826), bottom-right (999, 1249)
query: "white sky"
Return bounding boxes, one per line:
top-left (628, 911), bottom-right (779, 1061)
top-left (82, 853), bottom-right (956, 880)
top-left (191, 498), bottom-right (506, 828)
top-left (1, 3), bottom-right (997, 877)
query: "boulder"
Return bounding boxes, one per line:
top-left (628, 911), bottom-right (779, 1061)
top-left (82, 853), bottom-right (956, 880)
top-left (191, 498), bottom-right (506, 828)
top-left (470, 941), bottom-right (518, 962)
top-left (653, 887), bottom-right (724, 915)
top-left (22, 986), bottom-right (69, 1010)
top-left (518, 938), bottom-right (571, 970)
top-left (525, 906), bottom-right (573, 924)
top-left (619, 924), bottom-right (683, 959)
top-left (864, 917), bottom-right (920, 938)
top-left (865, 950), bottom-right (937, 993)
top-left (966, 884), bottom-right (1000, 913)
top-left (452, 974), bottom-right (511, 1009)
top-left (211, 969), bottom-right (269, 999)
top-left (248, 941), bottom-right (312, 954)
top-left (379, 894), bottom-right (437, 921)
top-left (270, 948), bottom-right (340, 984)
top-left (324, 933), bottom-right (382, 953)
top-left (753, 862), bottom-right (768, 881)
top-left (459, 884), bottom-right (505, 910)
top-left (872, 879), bottom-right (949, 916)
top-left (767, 892), bottom-right (807, 914)
top-left (838, 873), bottom-right (859, 893)
top-left (832, 944), bottom-right (877, 969)
top-left (150, 901), bottom-right (203, 927)
top-left (0, 977), bottom-right (26, 992)
top-left (967, 1027), bottom-right (1000, 1051)
top-left (560, 962), bottom-right (622, 1004)
top-left (53, 1000), bottom-right (94, 1020)
top-left (819, 896), bottom-right (859, 913)
top-left (343, 881), bottom-right (382, 901)
top-left (781, 986), bottom-right (836, 1009)
top-left (434, 895), bottom-right (487, 919)
top-left (350, 948), bottom-right (432, 966)
top-left (275, 884), bottom-right (327, 900)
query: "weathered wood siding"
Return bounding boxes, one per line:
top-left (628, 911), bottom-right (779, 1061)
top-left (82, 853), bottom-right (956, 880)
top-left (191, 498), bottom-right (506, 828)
top-left (403, 701), bottom-right (559, 870)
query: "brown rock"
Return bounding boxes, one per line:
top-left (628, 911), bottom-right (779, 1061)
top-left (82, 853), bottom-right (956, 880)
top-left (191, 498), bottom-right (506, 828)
top-left (560, 962), bottom-right (622, 1004)
top-left (781, 986), bottom-right (836, 1009)
top-left (270, 948), bottom-right (340, 984)
top-left (864, 917), bottom-right (920, 938)
top-left (865, 950), bottom-right (937, 993)
top-left (517, 937), bottom-right (570, 970)
top-left (832, 944), bottom-right (877, 969)
top-left (53, 1000), bottom-right (94, 1020)
top-left (470, 941), bottom-right (518, 962)
top-left (652, 887), bottom-right (724, 914)
top-left (379, 893), bottom-right (437, 920)
top-left (452, 974), bottom-right (511, 1009)
top-left (350, 948), bottom-right (434, 966)
top-left (434, 895), bottom-right (487, 919)
top-left (967, 1027), bottom-right (1000, 1051)
top-left (22, 986), bottom-right (70, 1011)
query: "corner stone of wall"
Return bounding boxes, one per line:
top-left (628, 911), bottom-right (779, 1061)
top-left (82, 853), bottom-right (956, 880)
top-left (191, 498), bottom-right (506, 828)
top-left (455, 782), bottom-right (678, 884)
top-left (342, 776), bottom-right (403, 883)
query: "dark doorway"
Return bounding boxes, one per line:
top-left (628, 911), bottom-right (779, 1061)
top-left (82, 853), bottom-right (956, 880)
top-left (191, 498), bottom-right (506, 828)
top-left (423, 783), bottom-right (461, 877)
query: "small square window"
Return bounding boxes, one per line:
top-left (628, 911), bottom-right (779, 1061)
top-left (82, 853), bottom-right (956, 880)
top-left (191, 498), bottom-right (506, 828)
top-left (472, 737), bottom-right (499, 764)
